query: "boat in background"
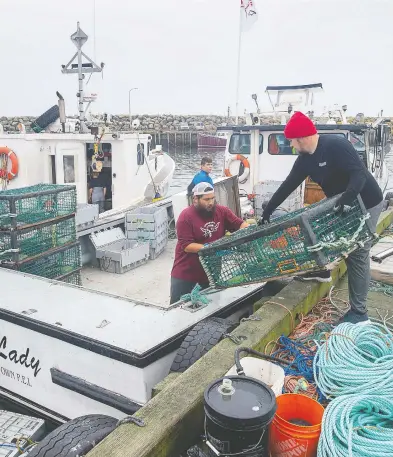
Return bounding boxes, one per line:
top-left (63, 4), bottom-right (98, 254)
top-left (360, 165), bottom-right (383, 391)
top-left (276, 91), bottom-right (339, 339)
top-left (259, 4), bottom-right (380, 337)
top-left (219, 83), bottom-right (391, 217)
top-left (197, 131), bottom-right (227, 149)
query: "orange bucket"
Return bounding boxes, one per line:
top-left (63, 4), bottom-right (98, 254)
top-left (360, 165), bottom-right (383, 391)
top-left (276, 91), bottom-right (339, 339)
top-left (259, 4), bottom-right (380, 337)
top-left (269, 394), bottom-right (324, 457)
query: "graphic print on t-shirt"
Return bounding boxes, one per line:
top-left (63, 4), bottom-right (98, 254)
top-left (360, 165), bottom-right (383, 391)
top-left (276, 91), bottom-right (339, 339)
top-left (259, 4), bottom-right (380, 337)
top-left (201, 221), bottom-right (220, 238)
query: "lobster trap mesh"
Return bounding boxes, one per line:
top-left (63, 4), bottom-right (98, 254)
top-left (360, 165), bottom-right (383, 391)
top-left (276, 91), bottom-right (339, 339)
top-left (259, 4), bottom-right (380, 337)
top-left (12, 243), bottom-right (82, 280)
top-left (57, 269), bottom-right (82, 286)
top-left (0, 216), bottom-right (76, 262)
top-left (0, 184), bottom-right (77, 228)
top-left (199, 197), bottom-right (372, 288)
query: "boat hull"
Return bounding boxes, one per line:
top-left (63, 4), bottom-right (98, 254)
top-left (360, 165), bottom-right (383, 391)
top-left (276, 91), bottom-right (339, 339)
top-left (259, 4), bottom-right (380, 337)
top-left (197, 133), bottom-right (227, 149)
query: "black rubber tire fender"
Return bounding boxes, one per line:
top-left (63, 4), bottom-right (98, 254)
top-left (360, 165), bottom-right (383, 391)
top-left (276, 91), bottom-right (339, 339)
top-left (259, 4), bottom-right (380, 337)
top-left (170, 317), bottom-right (235, 373)
top-left (31, 105), bottom-right (60, 131)
top-left (27, 414), bottom-right (117, 457)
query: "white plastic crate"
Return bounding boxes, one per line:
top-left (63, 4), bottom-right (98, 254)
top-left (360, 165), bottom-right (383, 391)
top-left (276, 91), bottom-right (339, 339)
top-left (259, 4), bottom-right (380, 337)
top-left (125, 206), bottom-right (168, 233)
top-left (127, 220), bottom-right (168, 259)
top-left (0, 410), bottom-right (45, 457)
top-left (90, 228), bottom-right (149, 274)
top-left (254, 180), bottom-right (303, 217)
top-left (127, 227), bottom-right (168, 259)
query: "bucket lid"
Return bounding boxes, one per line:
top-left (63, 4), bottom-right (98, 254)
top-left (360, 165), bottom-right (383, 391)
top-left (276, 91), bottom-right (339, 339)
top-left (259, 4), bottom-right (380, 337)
top-left (204, 376), bottom-right (277, 429)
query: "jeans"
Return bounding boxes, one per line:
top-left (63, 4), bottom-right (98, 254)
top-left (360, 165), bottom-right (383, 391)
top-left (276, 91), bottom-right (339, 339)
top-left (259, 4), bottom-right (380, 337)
top-left (345, 200), bottom-right (384, 314)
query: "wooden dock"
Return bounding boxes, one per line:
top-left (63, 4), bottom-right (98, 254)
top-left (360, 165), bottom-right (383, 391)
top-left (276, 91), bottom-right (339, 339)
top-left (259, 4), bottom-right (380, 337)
top-left (149, 131), bottom-right (199, 150)
top-left (370, 236), bottom-right (393, 285)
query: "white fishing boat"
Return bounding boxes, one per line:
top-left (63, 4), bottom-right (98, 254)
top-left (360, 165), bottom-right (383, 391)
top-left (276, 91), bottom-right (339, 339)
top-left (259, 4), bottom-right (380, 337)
top-left (0, 23), bottom-right (175, 225)
top-left (219, 84), bottom-right (391, 217)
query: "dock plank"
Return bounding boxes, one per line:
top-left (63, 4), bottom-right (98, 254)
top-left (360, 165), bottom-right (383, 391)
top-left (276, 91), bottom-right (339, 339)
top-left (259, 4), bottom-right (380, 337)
top-left (370, 237), bottom-right (393, 285)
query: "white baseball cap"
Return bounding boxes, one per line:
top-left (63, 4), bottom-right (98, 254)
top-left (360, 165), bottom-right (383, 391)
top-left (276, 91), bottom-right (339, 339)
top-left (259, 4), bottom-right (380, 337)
top-left (192, 182), bottom-right (214, 196)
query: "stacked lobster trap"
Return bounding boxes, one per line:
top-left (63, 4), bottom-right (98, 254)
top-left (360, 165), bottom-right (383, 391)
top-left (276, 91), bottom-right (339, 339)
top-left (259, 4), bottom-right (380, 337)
top-left (0, 184), bottom-right (82, 285)
top-left (199, 195), bottom-right (373, 288)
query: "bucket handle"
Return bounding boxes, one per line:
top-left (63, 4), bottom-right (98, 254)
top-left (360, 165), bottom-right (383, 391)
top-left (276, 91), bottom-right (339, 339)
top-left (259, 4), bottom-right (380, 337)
top-left (205, 416), bottom-right (267, 456)
top-left (234, 347), bottom-right (290, 376)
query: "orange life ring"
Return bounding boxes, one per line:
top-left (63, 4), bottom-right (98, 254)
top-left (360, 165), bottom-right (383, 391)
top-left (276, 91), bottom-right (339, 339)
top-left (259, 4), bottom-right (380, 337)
top-left (224, 154), bottom-right (250, 183)
top-left (0, 147), bottom-right (18, 181)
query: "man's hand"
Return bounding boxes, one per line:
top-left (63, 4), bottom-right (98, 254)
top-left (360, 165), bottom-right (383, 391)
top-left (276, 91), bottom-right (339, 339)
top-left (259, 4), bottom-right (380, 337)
top-left (333, 196), bottom-right (352, 215)
top-left (257, 212), bottom-right (271, 226)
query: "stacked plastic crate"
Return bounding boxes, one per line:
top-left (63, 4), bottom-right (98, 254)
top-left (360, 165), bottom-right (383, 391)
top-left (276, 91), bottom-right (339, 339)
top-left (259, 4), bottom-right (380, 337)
top-left (0, 184), bottom-right (82, 285)
top-left (125, 206), bottom-right (168, 259)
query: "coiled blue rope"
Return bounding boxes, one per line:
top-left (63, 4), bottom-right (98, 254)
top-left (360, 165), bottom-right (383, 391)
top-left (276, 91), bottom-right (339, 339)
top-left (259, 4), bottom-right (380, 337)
top-left (318, 395), bottom-right (393, 457)
top-left (313, 322), bottom-right (393, 399)
top-left (272, 336), bottom-right (325, 401)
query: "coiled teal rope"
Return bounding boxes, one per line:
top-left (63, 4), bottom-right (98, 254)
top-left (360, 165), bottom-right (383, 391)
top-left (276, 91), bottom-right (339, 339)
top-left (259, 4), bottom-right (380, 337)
top-left (318, 395), bottom-right (393, 457)
top-left (313, 322), bottom-right (393, 399)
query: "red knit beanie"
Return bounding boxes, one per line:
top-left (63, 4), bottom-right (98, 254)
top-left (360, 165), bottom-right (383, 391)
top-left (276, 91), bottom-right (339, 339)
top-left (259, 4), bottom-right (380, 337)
top-left (284, 112), bottom-right (317, 139)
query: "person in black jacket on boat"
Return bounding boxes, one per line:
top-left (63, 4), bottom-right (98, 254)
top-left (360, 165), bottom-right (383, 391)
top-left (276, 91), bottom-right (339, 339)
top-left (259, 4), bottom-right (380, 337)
top-left (260, 112), bottom-right (384, 325)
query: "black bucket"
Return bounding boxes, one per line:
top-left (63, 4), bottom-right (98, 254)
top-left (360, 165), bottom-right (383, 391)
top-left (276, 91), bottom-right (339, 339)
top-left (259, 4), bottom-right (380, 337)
top-left (204, 375), bottom-right (277, 457)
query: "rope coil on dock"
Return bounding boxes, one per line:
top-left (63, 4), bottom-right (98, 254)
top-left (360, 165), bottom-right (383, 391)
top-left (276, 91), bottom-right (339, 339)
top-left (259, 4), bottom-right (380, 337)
top-left (317, 395), bottom-right (393, 457)
top-left (313, 322), bottom-right (393, 399)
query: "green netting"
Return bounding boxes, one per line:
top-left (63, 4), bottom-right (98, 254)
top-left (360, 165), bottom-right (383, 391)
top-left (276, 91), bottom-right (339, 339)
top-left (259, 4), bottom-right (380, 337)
top-left (0, 184), bottom-right (77, 228)
top-left (0, 216), bottom-right (76, 262)
top-left (57, 269), bottom-right (82, 286)
top-left (15, 243), bottom-right (81, 279)
top-left (199, 197), bottom-right (372, 288)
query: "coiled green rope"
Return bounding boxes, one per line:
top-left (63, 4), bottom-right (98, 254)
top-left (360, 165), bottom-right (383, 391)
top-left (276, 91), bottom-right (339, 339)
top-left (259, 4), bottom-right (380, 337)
top-left (180, 284), bottom-right (211, 307)
top-left (317, 395), bottom-right (393, 457)
top-left (313, 322), bottom-right (393, 399)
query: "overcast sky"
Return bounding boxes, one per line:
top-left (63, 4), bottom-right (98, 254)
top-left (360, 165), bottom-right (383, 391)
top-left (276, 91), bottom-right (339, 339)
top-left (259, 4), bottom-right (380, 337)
top-left (1, 0), bottom-right (392, 116)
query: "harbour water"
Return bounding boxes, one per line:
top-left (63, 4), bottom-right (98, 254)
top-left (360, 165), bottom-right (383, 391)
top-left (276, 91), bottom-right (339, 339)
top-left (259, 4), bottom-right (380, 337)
top-left (167, 147), bottom-right (225, 195)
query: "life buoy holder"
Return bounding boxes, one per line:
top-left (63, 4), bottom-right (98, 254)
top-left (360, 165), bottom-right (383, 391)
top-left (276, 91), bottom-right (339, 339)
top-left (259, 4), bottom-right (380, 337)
top-left (224, 154), bottom-right (250, 183)
top-left (0, 147), bottom-right (18, 181)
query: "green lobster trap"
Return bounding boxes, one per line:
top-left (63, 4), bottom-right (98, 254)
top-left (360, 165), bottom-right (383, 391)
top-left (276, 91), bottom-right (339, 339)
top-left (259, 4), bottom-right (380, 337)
top-left (199, 195), bottom-right (374, 288)
top-left (55, 268), bottom-right (82, 286)
top-left (0, 183), bottom-right (77, 229)
top-left (0, 214), bottom-right (76, 263)
top-left (6, 242), bottom-right (82, 280)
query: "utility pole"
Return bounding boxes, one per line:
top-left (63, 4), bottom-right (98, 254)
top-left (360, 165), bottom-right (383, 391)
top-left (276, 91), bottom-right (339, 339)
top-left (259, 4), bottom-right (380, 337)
top-left (129, 88), bottom-right (138, 129)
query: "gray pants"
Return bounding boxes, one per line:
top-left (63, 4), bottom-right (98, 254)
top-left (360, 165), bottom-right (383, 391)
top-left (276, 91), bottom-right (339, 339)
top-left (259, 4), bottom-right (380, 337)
top-left (346, 200), bottom-right (384, 314)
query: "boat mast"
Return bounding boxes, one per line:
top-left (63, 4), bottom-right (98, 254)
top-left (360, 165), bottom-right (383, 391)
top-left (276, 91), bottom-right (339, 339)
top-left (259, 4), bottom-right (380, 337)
top-left (61, 22), bottom-right (103, 133)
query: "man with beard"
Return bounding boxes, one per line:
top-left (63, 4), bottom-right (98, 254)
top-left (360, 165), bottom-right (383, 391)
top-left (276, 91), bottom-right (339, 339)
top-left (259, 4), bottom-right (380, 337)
top-left (170, 182), bottom-right (249, 304)
top-left (260, 111), bottom-right (383, 325)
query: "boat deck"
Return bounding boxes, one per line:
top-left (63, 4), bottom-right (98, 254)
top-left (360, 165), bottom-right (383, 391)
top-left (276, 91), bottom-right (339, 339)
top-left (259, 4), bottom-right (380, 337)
top-left (81, 239), bottom-right (177, 308)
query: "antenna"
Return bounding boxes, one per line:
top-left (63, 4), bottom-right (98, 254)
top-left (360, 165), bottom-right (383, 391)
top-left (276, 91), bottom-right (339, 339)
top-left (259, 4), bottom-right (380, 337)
top-left (61, 22), bottom-right (103, 133)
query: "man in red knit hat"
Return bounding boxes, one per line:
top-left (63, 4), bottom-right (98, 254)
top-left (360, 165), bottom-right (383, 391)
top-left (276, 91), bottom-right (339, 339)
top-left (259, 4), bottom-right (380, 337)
top-left (260, 111), bottom-right (384, 325)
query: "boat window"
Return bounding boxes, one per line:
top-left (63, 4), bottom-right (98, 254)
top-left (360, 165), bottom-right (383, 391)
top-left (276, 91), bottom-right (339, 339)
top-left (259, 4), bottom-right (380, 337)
top-left (268, 133), bottom-right (349, 155)
top-left (137, 143), bottom-right (145, 165)
top-left (350, 133), bottom-right (366, 152)
top-left (268, 134), bottom-right (298, 155)
top-left (63, 155), bottom-right (75, 183)
top-left (228, 133), bottom-right (263, 155)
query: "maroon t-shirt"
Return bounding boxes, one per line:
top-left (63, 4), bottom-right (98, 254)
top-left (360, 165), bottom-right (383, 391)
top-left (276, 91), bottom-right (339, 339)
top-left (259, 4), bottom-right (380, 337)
top-left (171, 205), bottom-right (244, 284)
